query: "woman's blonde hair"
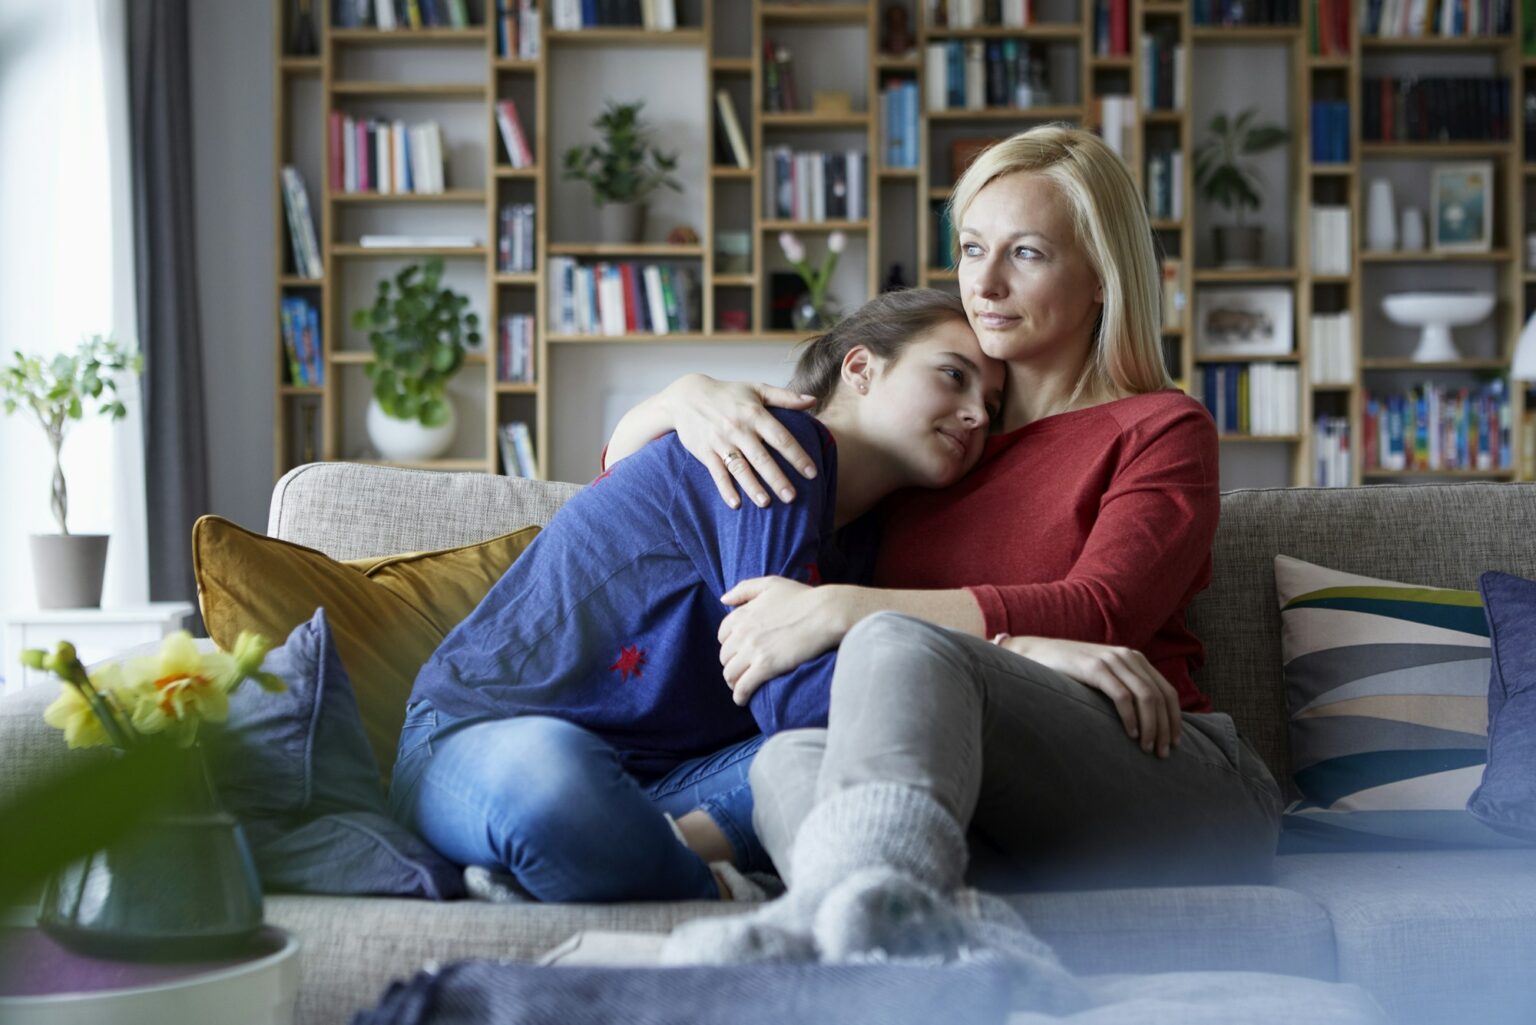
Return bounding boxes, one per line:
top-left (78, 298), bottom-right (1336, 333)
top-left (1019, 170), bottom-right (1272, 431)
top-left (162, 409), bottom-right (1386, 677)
top-left (948, 123), bottom-right (1171, 406)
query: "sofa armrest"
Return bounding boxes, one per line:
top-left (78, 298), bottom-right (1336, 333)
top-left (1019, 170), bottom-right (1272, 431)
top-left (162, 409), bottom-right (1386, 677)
top-left (0, 683), bottom-right (81, 806)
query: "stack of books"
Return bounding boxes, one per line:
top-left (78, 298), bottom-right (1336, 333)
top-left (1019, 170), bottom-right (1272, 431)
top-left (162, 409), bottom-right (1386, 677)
top-left (1093, 0), bottom-right (1131, 57)
top-left (1309, 0), bottom-right (1350, 55)
top-left (928, 0), bottom-right (1036, 27)
top-left (496, 0), bottom-right (541, 57)
top-left (334, 0), bottom-right (473, 28)
top-left (1201, 363), bottom-right (1299, 437)
top-left (495, 101), bottom-right (534, 168)
top-left (1141, 31), bottom-right (1184, 111)
top-left (1364, 381), bottom-right (1512, 471)
top-left (1314, 416), bottom-right (1352, 486)
top-left (879, 80), bottom-right (920, 169)
top-left (924, 40), bottom-right (1053, 111)
top-left (1145, 151), bottom-right (1183, 220)
top-left (550, 0), bottom-right (677, 29)
top-left (499, 204), bottom-right (536, 273)
top-left (499, 314), bottom-right (535, 383)
top-left (1310, 101), bottom-right (1349, 162)
top-left (1361, 0), bottom-right (1510, 37)
top-left (1362, 77), bottom-right (1511, 142)
top-left (1309, 206), bottom-right (1351, 275)
top-left (1309, 311), bottom-right (1354, 384)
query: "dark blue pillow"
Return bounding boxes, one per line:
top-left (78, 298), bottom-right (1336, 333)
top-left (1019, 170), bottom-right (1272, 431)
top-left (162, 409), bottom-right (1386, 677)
top-left (207, 608), bottom-right (463, 899)
top-left (1468, 572), bottom-right (1536, 840)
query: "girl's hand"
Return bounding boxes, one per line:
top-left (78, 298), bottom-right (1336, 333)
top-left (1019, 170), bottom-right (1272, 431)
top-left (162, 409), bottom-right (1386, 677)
top-left (662, 375), bottom-right (818, 509)
top-left (993, 634), bottom-right (1183, 758)
top-left (718, 578), bottom-right (852, 704)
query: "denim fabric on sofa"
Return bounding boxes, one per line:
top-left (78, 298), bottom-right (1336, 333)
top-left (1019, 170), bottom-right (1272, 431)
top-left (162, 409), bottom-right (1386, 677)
top-left (5, 465), bottom-right (1535, 1025)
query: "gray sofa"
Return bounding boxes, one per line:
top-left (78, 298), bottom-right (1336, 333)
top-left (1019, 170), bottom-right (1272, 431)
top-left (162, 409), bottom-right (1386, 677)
top-left (6, 463), bottom-right (1536, 1025)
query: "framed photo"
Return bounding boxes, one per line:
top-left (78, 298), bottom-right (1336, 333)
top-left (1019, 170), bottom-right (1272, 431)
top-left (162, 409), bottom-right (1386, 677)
top-left (1194, 286), bottom-right (1294, 357)
top-left (1432, 162), bottom-right (1493, 252)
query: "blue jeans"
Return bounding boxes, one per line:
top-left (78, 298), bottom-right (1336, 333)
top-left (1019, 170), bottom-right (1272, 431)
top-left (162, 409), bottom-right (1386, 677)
top-left (388, 700), bottom-right (769, 902)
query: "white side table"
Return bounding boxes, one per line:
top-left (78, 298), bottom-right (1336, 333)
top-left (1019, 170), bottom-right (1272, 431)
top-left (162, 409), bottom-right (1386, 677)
top-left (2, 603), bottom-right (194, 692)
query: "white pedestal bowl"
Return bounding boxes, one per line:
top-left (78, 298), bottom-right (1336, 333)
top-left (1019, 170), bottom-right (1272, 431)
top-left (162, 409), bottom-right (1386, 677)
top-left (1380, 292), bottom-right (1495, 363)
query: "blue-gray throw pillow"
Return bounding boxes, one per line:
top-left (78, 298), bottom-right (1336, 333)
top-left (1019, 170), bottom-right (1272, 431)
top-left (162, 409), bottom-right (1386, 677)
top-left (207, 608), bottom-right (463, 899)
top-left (1468, 572), bottom-right (1536, 840)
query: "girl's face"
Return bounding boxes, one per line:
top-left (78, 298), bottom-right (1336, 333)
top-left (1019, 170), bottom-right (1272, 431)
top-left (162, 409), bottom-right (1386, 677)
top-left (858, 317), bottom-right (1004, 488)
top-left (956, 172), bottom-right (1104, 366)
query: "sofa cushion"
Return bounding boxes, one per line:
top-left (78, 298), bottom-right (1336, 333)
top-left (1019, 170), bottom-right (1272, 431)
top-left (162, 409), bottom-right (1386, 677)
top-left (208, 609), bottom-right (462, 899)
top-left (192, 514), bottom-right (539, 774)
top-left (1274, 849), bottom-right (1536, 1025)
top-left (1468, 571), bottom-right (1536, 839)
top-left (1273, 554), bottom-right (1522, 849)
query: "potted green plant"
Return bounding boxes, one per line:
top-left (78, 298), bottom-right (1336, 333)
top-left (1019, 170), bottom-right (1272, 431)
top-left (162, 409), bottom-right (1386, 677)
top-left (1194, 108), bottom-right (1289, 268)
top-left (562, 100), bottom-right (683, 244)
top-left (1, 334), bottom-right (141, 609)
top-left (352, 257), bottom-right (481, 462)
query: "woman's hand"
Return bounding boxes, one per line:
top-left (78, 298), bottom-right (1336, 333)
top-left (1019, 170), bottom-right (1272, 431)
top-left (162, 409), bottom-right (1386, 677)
top-left (994, 635), bottom-right (1183, 758)
top-left (718, 578), bottom-right (854, 705)
top-left (660, 375), bottom-right (818, 509)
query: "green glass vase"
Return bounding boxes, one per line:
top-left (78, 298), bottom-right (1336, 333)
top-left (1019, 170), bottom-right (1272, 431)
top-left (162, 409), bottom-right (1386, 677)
top-left (36, 745), bottom-right (264, 961)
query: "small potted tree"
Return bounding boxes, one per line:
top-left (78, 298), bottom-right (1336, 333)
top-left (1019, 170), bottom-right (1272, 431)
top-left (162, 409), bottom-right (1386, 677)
top-left (1194, 108), bottom-right (1289, 268)
top-left (562, 100), bottom-right (683, 244)
top-left (352, 257), bottom-right (481, 462)
top-left (1, 335), bottom-right (141, 608)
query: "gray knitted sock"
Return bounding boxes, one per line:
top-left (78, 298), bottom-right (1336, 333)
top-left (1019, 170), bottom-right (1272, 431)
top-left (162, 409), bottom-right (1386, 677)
top-left (660, 782), bottom-right (967, 965)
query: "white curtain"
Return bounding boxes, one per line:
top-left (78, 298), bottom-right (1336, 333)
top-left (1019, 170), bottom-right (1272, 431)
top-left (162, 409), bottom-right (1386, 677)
top-left (0, 0), bottom-right (147, 623)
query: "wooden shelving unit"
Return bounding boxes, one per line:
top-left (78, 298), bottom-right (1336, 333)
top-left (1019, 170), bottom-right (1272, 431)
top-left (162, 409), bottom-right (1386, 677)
top-left (272, 2), bottom-right (1536, 487)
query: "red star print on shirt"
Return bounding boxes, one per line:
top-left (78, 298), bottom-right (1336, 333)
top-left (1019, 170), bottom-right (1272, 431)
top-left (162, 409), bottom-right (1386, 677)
top-left (610, 645), bottom-right (646, 681)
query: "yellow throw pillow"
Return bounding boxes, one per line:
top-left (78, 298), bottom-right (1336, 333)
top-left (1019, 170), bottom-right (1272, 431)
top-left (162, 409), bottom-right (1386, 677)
top-left (192, 515), bottom-right (539, 777)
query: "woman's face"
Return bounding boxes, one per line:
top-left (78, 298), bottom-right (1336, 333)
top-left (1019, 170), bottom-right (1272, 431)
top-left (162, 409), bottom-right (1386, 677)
top-left (861, 318), bottom-right (1004, 488)
top-left (955, 172), bottom-right (1104, 366)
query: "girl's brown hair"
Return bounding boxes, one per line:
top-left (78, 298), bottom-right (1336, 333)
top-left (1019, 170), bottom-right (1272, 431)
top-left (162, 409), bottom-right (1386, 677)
top-left (787, 288), bottom-right (968, 412)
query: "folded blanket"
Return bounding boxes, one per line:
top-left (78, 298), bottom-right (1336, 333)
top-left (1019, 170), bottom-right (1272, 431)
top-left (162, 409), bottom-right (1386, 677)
top-left (350, 962), bottom-right (1016, 1025)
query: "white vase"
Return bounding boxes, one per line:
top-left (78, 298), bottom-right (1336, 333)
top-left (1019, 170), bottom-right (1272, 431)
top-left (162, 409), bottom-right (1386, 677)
top-left (366, 397), bottom-right (456, 462)
top-left (1366, 179), bottom-right (1397, 251)
top-left (1400, 207), bottom-right (1425, 251)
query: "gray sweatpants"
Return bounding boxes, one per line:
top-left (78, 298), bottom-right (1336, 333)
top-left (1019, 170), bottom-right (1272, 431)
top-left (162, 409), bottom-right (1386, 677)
top-left (751, 612), bottom-right (1285, 891)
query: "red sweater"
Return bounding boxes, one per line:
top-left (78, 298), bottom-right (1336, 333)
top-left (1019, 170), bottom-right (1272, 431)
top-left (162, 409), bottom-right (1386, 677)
top-left (874, 390), bottom-right (1219, 713)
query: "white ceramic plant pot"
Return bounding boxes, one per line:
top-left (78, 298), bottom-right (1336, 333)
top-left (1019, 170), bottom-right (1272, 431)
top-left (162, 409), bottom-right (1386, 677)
top-left (366, 397), bottom-right (456, 461)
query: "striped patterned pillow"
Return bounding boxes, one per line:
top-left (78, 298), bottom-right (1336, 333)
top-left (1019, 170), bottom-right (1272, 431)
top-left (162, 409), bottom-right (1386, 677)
top-left (1274, 554), bottom-right (1526, 848)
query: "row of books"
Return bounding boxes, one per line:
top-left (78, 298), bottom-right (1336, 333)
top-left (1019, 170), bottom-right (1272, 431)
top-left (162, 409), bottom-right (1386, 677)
top-left (1309, 205), bottom-right (1352, 276)
top-left (928, 0), bottom-right (1037, 29)
top-left (765, 148), bottom-right (868, 223)
top-left (495, 0), bottom-right (540, 58)
top-left (328, 114), bottom-right (447, 194)
top-left (1140, 33), bottom-right (1184, 112)
top-left (1309, 311), bottom-right (1354, 384)
top-left (549, 0), bottom-right (677, 29)
top-left (281, 166), bottom-right (323, 279)
top-left (1095, 96), bottom-right (1136, 161)
top-left (495, 100), bottom-right (534, 168)
top-left (1092, 0), bottom-right (1131, 57)
top-left (333, 0), bottom-right (472, 28)
top-left (498, 421), bottom-right (538, 478)
top-left (499, 314), bottom-right (535, 383)
top-left (498, 204), bottom-right (536, 273)
top-left (547, 258), bottom-right (700, 336)
top-left (924, 40), bottom-right (1053, 112)
top-left (1309, 101), bottom-right (1350, 163)
top-left (1200, 363), bottom-right (1301, 437)
top-left (879, 80), bottom-right (921, 170)
top-left (1193, 0), bottom-right (1299, 24)
top-left (1145, 151), bottom-right (1184, 221)
top-left (1363, 381), bottom-right (1512, 471)
top-left (1309, 0), bottom-right (1351, 55)
top-left (762, 41), bottom-right (799, 113)
top-left (1361, 77), bottom-right (1511, 142)
top-left (280, 297), bottom-right (325, 388)
top-left (1314, 416), bottom-right (1352, 487)
top-left (1361, 0), bottom-right (1511, 37)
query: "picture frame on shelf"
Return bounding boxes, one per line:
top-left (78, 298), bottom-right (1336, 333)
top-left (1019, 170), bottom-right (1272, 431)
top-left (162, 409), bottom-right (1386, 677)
top-left (1431, 162), bottom-right (1493, 253)
top-left (1194, 286), bottom-right (1294, 357)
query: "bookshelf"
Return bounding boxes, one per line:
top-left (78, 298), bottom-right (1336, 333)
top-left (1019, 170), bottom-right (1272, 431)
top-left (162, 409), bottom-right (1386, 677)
top-left (273, 0), bottom-right (1535, 487)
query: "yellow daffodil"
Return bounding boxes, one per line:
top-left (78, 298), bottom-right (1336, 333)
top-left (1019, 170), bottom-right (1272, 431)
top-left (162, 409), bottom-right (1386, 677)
top-left (229, 631), bottom-right (286, 694)
top-left (43, 685), bottom-right (122, 749)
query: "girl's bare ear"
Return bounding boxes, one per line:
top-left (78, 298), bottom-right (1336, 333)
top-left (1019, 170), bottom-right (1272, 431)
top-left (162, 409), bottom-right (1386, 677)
top-left (840, 345), bottom-right (875, 391)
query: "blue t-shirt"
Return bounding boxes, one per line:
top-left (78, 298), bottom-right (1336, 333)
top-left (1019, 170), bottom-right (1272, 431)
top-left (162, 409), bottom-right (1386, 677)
top-left (409, 410), bottom-right (878, 779)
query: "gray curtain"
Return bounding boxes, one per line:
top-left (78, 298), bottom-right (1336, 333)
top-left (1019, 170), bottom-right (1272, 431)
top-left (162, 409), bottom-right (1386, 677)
top-left (128, 0), bottom-right (209, 608)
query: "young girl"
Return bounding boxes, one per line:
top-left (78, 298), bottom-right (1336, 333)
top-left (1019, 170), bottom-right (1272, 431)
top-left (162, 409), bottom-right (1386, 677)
top-left (387, 288), bottom-right (1005, 903)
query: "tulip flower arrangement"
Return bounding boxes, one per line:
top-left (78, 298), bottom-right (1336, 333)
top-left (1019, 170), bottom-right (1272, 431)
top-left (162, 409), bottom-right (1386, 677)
top-left (779, 230), bottom-right (846, 329)
top-left (30, 632), bottom-right (286, 751)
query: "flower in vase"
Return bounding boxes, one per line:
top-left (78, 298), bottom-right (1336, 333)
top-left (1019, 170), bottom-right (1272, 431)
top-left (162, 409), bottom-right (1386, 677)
top-left (30, 630), bottom-right (285, 751)
top-left (778, 231), bottom-right (844, 318)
